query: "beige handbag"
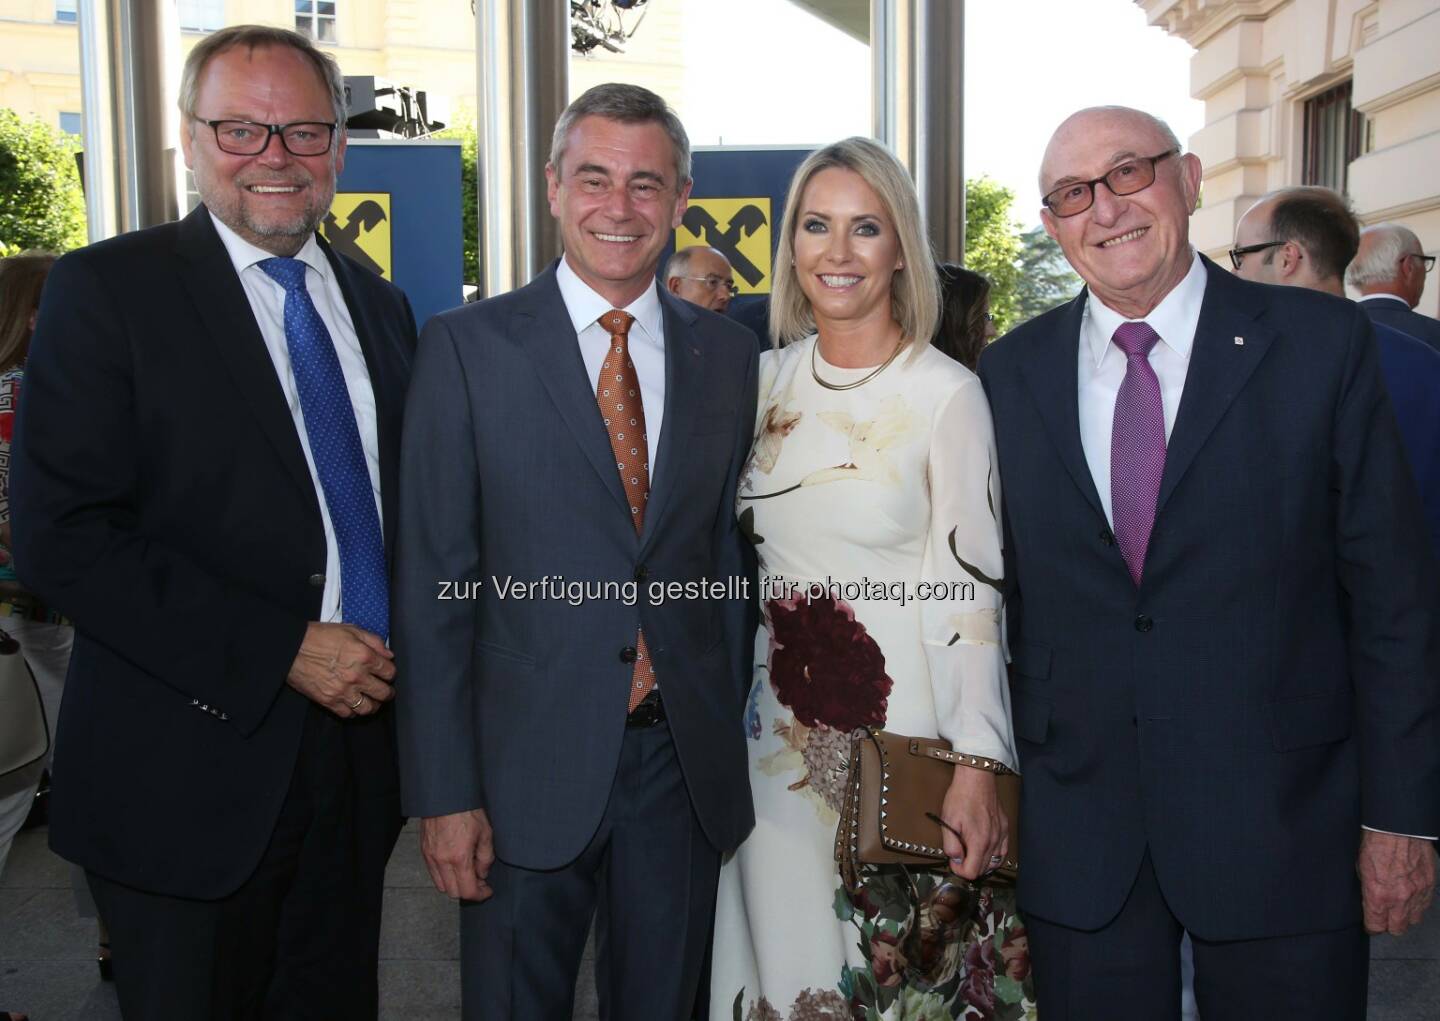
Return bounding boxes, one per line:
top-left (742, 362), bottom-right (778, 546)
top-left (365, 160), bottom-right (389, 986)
top-left (836, 728), bottom-right (1019, 895)
top-left (0, 627), bottom-right (48, 778)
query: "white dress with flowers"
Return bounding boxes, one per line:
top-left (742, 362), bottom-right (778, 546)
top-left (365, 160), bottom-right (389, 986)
top-left (710, 336), bottom-right (1034, 1021)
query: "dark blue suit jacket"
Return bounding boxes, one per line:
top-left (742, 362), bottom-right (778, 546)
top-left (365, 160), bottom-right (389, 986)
top-left (1361, 295), bottom-right (1440, 352)
top-left (1374, 322), bottom-right (1440, 556)
top-left (978, 257), bottom-right (1440, 940)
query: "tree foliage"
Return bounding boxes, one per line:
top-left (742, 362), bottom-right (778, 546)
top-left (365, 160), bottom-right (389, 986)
top-left (1014, 224), bottom-right (1083, 322)
top-left (434, 119), bottom-right (479, 286)
top-left (962, 177), bottom-right (1023, 333)
top-left (0, 109), bottom-right (86, 254)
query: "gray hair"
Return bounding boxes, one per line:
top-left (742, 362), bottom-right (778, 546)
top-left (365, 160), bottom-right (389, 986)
top-left (664, 247), bottom-right (698, 282)
top-left (1347, 223), bottom-right (1424, 287)
top-left (178, 24), bottom-right (347, 130)
top-left (549, 83), bottom-right (691, 185)
top-left (770, 137), bottom-right (939, 352)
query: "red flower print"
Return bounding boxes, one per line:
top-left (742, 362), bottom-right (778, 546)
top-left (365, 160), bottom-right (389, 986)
top-left (765, 594), bottom-right (892, 732)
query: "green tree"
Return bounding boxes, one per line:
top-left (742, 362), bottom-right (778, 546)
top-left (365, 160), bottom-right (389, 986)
top-left (434, 119), bottom-right (478, 286)
top-left (1014, 224), bottom-right (1082, 321)
top-left (962, 177), bottom-right (1022, 333)
top-left (0, 109), bottom-right (86, 253)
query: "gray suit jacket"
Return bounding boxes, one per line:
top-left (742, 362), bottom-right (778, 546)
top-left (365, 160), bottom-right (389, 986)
top-left (394, 264), bottom-right (758, 868)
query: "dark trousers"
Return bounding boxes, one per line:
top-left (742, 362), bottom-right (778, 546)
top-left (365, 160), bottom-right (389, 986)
top-left (460, 719), bottom-right (721, 1021)
top-left (88, 705), bottom-right (402, 1021)
top-left (1025, 851), bottom-right (1368, 1020)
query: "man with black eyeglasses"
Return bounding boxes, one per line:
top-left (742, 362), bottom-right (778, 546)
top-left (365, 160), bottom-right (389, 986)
top-left (11, 24), bottom-right (414, 1019)
top-left (664, 245), bottom-right (738, 313)
top-left (978, 106), bottom-right (1438, 1020)
top-left (1348, 222), bottom-right (1440, 352)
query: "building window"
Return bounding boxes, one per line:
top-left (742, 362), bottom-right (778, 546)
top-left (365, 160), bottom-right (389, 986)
top-left (179, 0), bottom-right (226, 33)
top-left (1302, 81), bottom-right (1365, 194)
top-left (295, 1), bottom-right (337, 43)
top-left (55, 0), bottom-right (77, 24)
top-left (58, 111), bottom-right (82, 136)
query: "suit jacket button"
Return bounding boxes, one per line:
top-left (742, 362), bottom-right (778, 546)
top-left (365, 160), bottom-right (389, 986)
top-left (1100, 529), bottom-right (1115, 546)
top-left (1134, 614), bottom-right (1153, 633)
top-left (619, 646), bottom-right (638, 664)
top-left (308, 573), bottom-right (326, 588)
top-left (634, 565), bottom-right (649, 582)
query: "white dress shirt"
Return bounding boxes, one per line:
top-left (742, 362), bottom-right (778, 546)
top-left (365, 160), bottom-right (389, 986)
top-left (1356, 293), bottom-right (1409, 308)
top-left (210, 211), bottom-right (383, 625)
top-left (1078, 251), bottom-right (1206, 526)
top-left (556, 256), bottom-right (667, 480)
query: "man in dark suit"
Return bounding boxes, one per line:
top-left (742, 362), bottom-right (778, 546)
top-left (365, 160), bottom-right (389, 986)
top-left (978, 106), bottom-right (1439, 1020)
top-left (1232, 186), bottom-right (1440, 555)
top-left (1348, 222), bottom-right (1440, 351)
top-left (394, 83), bottom-right (756, 1020)
top-left (11, 25), bottom-right (413, 1019)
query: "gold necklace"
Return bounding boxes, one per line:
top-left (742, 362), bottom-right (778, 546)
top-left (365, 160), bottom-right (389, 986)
top-left (810, 336), bottom-right (906, 391)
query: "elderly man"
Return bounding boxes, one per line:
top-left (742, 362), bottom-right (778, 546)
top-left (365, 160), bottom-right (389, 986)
top-left (978, 107), bottom-right (1439, 1020)
top-left (1232, 186), bottom-right (1440, 555)
top-left (665, 244), bottom-right (737, 313)
top-left (11, 25), bottom-right (414, 1019)
top-left (394, 84), bottom-right (756, 1019)
top-left (1347, 223), bottom-right (1440, 350)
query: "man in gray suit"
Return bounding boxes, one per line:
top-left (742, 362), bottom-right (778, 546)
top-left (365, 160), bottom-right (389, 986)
top-left (394, 83), bottom-right (758, 1020)
top-left (1348, 222), bottom-right (1440, 351)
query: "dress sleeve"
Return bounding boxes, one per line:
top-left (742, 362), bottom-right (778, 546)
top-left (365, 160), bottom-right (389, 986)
top-left (921, 376), bottom-right (1018, 770)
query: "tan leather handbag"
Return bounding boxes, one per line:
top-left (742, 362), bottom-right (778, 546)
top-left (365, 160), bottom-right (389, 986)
top-left (835, 729), bottom-right (1019, 894)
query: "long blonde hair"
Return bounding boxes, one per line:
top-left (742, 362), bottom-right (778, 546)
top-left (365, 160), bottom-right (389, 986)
top-left (769, 137), bottom-right (939, 352)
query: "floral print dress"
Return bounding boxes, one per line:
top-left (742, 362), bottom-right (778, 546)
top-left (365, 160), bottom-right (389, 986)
top-left (711, 336), bottom-right (1034, 1021)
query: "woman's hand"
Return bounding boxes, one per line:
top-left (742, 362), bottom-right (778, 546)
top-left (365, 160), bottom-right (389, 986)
top-left (940, 765), bottom-right (1008, 881)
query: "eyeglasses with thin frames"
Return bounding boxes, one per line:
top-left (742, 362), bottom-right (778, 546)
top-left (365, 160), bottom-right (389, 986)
top-left (200, 119), bottom-right (337, 157)
top-left (676, 275), bottom-right (739, 297)
top-left (1228, 240), bottom-right (1287, 271)
top-left (1405, 253), bottom-right (1437, 274)
top-left (1042, 149), bottom-right (1180, 218)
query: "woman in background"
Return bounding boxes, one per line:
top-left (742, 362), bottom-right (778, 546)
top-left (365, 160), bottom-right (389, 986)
top-left (711, 139), bottom-right (1031, 1020)
top-left (933, 263), bottom-right (998, 372)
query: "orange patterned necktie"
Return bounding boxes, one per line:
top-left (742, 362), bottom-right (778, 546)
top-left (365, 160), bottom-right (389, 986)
top-left (597, 310), bottom-right (655, 712)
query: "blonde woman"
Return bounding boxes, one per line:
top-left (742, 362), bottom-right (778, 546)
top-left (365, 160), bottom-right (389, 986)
top-left (710, 139), bottom-right (1031, 1019)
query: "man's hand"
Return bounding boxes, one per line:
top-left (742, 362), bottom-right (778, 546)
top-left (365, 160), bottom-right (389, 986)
top-left (940, 765), bottom-right (1008, 882)
top-left (1357, 830), bottom-right (1436, 935)
top-left (421, 809), bottom-right (495, 902)
top-left (286, 622), bottom-right (395, 718)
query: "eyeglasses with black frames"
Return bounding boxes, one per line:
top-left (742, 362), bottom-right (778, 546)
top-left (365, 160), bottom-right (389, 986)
top-left (677, 274), bottom-right (739, 297)
top-left (201, 119), bottom-right (338, 157)
top-left (1405, 253), bottom-right (1438, 274)
top-left (1228, 240), bottom-right (1287, 271)
top-left (1042, 149), bottom-right (1180, 219)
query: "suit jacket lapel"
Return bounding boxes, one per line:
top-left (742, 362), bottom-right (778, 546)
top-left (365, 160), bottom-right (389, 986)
top-left (1019, 292), bottom-right (1108, 525)
top-left (1155, 258), bottom-right (1274, 514)
top-left (516, 267), bottom-right (631, 517)
top-left (640, 289), bottom-right (703, 549)
top-left (174, 207), bottom-right (319, 511)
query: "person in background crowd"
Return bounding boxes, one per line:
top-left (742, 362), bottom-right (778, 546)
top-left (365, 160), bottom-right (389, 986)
top-left (711, 136), bottom-right (1027, 1020)
top-left (1232, 186), bottom-right (1440, 556)
top-left (1348, 222), bottom-right (1440, 350)
top-left (11, 24), bottom-right (416, 1019)
top-left (665, 244), bottom-right (738, 313)
top-left (979, 105), bottom-right (1438, 1020)
top-left (934, 262), bottom-right (997, 371)
top-left (394, 83), bottom-right (757, 1021)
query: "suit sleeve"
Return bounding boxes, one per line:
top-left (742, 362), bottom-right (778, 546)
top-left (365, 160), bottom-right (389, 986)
top-left (9, 253), bottom-right (307, 736)
top-left (1332, 307), bottom-right (1440, 836)
top-left (393, 312), bottom-right (485, 818)
top-left (715, 336), bottom-right (760, 700)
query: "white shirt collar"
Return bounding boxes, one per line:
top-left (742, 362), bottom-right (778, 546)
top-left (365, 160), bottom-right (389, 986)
top-left (555, 255), bottom-right (664, 345)
top-left (1356, 292), bottom-right (1409, 306)
top-left (208, 208), bottom-right (330, 283)
top-left (1083, 250), bottom-right (1206, 367)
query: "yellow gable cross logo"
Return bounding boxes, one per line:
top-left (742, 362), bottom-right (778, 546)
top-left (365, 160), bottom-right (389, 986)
top-left (676, 198), bottom-right (771, 295)
top-left (321, 193), bottom-right (392, 280)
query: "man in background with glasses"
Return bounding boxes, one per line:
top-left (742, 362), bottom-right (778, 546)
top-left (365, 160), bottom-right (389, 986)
top-left (664, 245), bottom-right (738, 313)
top-left (12, 24), bottom-right (414, 1019)
top-left (1348, 223), bottom-right (1440, 352)
top-left (978, 106), bottom-right (1438, 1019)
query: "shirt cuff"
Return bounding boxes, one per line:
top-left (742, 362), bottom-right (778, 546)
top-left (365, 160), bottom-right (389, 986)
top-left (1362, 825), bottom-right (1437, 840)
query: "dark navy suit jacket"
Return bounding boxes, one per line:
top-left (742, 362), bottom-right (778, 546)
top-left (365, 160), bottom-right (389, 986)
top-left (978, 257), bottom-right (1440, 940)
top-left (1361, 295), bottom-right (1440, 352)
top-left (1373, 321), bottom-right (1440, 556)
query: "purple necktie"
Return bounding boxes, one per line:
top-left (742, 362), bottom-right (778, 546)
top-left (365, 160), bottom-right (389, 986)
top-left (1110, 321), bottom-right (1165, 586)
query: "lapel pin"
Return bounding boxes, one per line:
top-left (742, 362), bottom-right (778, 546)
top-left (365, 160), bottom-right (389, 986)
top-left (1234, 336), bottom-right (1244, 345)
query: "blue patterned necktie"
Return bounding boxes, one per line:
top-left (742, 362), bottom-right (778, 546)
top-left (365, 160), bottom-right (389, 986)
top-left (259, 257), bottom-right (389, 641)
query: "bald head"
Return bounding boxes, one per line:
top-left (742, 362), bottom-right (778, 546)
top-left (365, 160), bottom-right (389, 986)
top-left (1039, 107), bottom-right (1181, 195)
top-left (665, 246), bottom-right (735, 312)
top-left (1348, 223), bottom-right (1426, 307)
top-left (1232, 187), bottom-right (1356, 295)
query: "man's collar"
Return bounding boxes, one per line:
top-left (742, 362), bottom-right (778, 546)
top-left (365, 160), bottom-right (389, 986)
top-left (1083, 250), bottom-right (1205, 367)
top-left (555, 255), bottom-right (663, 343)
top-left (207, 207), bottom-right (329, 282)
top-left (1357, 292), bottom-right (1409, 307)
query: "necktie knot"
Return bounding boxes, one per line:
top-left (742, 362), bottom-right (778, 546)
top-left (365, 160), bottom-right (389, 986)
top-left (1113, 320), bottom-right (1161, 359)
top-left (258, 256), bottom-right (308, 293)
top-left (601, 309), bottom-right (635, 341)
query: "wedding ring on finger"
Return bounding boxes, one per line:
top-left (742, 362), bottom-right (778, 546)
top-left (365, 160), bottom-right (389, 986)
top-left (348, 693), bottom-right (365, 710)
top-left (988, 855), bottom-right (1004, 865)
